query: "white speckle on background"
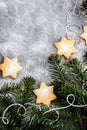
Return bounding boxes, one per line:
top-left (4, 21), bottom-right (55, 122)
top-left (0, 1), bottom-right (7, 8)
top-left (0, 0), bottom-right (87, 87)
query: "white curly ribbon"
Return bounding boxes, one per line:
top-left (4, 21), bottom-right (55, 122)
top-left (1, 94), bottom-right (87, 124)
top-left (66, 0), bottom-right (83, 42)
top-left (72, 0), bottom-right (82, 16)
top-left (24, 103), bottom-right (59, 124)
top-left (72, 0), bottom-right (83, 7)
top-left (66, 24), bottom-right (81, 34)
top-left (0, 102), bottom-right (42, 125)
top-left (43, 94), bottom-right (87, 115)
top-left (1, 0), bottom-right (87, 125)
top-left (0, 103), bottom-right (26, 124)
top-left (47, 105), bottom-right (59, 123)
top-left (82, 83), bottom-right (87, 90)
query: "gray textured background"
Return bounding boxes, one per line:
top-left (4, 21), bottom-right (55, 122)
top-left (0, 0), bottom-right (87, 86)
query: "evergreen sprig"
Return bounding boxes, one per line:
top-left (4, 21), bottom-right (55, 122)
top-left (0, 55), bottom-right (87, 130)
top-left (48, 55), bottom-right (87, 130)
top-left (81, 0), bottom-right (87, 11)
top-left (0, 77), bottom-right (36, 130)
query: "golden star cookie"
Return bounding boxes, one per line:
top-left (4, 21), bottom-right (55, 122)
top-left (33, 82), bottom-right (57, 106)
top-left (0, 57), bottom-right (23, 79)
top-left (54, 36), bottom-right (77, 59)
top-left (80, 26), bottom-right (87, 45)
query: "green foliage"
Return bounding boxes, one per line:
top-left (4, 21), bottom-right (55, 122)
top-left (0, 77), bottom-right (36, 130)
top-left (81, 0), bottom-right (87, 11)
top-left (48, 55), bottom-right (87, 130)
top-left (48, 55), bottom-right (87, 88)
top-left (0, 75), bottom-right (80, 130)
top-left (20, 105), bottom-right (78, 130)
top-left (0, 55), bottom-right (87, 130)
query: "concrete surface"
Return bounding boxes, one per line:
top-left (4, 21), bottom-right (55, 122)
top-left (0, 0), bottom-right (87, 86)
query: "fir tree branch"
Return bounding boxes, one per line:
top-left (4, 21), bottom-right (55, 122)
top-left (1, 56), bottom-right (87, 130)
top-left (81, 0), bottom-right (87, 11)
top-left (48, 55), bottom-right (87, 130)
top-left (48, 55), bottom-right (87, 88)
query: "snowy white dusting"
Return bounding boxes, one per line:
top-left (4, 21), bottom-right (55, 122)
top-left (5, 62), bottom-right (18, 74)
top-left (0, 0), bottom-right (86, 87)
top-left (59, 43), bottom-right (71, 52)
top-left (38, 88), bottom-right (49, 97)
top-left (0, 1), bottom-right (7, 8)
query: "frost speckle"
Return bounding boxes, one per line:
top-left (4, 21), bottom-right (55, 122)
top-left (0, 0), bottom-right (86, 86)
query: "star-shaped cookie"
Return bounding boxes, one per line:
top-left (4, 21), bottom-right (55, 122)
top-left (54, 36), bottom-right (77, 59)
top-left (80, 26), bottom-right (87, 45)
top-left (33, 82), bottom-right (57, 106)
top-left (0, 57), bottom-right (23, 79)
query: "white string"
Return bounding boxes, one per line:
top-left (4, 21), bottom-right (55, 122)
top-left (1, 93), bottom-right (87, 125)
top-left (45, 105), bottom-right (59, 123)
top-left (0, 117), bottom-right (9, 125)
top-left (44, 94), bottom-right (73, 115)
top-left (82, 83), bottom-right (87, 90)
top-left (52, 110), bottom-right (59, 123)
top-left (1, 0), bottom-right (87, 125)
top-left (72, 0), bottom-right (83, 7)
top-left (71, 0), bottom-right (82, 7)
top-left (66, 0), bottom-right (82, 42)
top-left (73, 4), bottom-right (80, 16)
top-left (43, 94), bottom-right (87, 115)
top-left (1, 103), bottom-right (26, 124)
top-left (66, 24), bottom-right (81, 34)
top-left (71, 0), bottom-right (87, 16)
